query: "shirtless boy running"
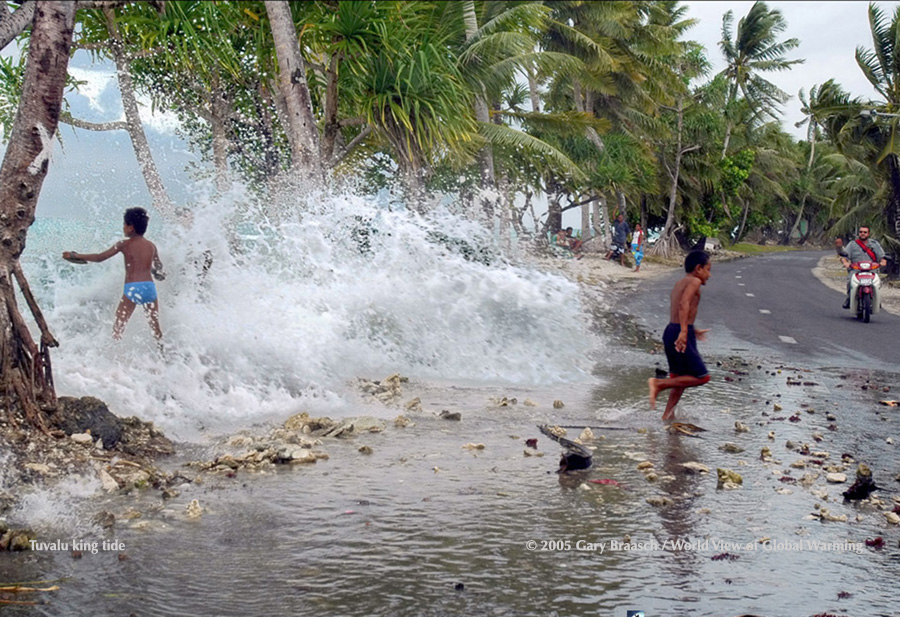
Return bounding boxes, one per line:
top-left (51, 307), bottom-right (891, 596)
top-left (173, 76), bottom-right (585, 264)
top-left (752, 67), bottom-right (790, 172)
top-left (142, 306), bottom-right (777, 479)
top-left (63, 207), bottom-right (165, 340)
top-left (648, 251), bottom-right (712, 420)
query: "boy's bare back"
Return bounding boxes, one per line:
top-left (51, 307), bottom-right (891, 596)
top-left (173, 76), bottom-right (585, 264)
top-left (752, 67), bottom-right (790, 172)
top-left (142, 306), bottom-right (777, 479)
top-left (669, 275), bottom-right (702, 325)
top-left (117, 236), bottom-right (160, 283)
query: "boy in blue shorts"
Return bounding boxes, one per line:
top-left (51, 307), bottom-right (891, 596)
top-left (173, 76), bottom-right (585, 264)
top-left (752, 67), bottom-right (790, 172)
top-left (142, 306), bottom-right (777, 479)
top-left (648, 251), bottom-right (712, 420)
top-left (63, 207), bottom-right (165, 341)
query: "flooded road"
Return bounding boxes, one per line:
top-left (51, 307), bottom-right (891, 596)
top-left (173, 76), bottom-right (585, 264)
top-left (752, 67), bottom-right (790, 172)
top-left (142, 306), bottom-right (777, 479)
top-left (4, 345), bottom-right (900, 617)
top-left (4, 255), bottom-right (900, 617)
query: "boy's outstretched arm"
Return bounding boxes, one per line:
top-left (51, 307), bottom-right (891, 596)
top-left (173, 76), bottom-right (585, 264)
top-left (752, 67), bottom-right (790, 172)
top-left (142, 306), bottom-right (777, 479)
top-left (63, 242), bottom-right (122, 263)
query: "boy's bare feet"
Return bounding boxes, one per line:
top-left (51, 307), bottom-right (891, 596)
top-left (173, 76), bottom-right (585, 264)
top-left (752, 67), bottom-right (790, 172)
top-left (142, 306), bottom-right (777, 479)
top-left (648, 378), bottom-right (659, 410)
top-left (661, 410), bottom-right (675, 422)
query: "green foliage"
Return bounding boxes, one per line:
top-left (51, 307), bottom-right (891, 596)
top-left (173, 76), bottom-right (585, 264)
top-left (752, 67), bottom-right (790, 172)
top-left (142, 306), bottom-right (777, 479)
top-left (0, 0), bottom-right (862, 249)
top-left (720, 149), bottom-right (755, 194)
top-left (0, 55), bottom-right (25, 139)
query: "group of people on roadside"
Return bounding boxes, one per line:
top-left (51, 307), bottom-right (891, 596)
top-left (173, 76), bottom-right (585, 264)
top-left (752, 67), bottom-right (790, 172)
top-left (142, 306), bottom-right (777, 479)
top-left (554, 226), bottom-right (584, 259)
top-left (554, 213), bottom-right (645, 271)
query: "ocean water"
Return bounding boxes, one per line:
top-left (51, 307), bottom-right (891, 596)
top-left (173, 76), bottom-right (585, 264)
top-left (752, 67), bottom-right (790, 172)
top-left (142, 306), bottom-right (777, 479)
top-left (7, 191), bottom-right (900, 616)
top-left (20, 189), bottom-right (596, 441)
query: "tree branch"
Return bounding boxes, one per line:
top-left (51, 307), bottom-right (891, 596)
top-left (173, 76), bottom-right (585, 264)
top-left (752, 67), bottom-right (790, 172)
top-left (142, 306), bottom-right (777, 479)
top-left (333, 125), bottom-right (372, 165)
top-left (60, 112), bottom-right (128, 132)
top-left (338, 116), bottom-right (366, 127)
top-left (72, 40), bottom-right (109, 51)
top-left (0, 1), bottom-right (34, 52)
top-left (12, 263), bottom-right (57, 348)
top-left (565, 195), bottom-right (597, 209)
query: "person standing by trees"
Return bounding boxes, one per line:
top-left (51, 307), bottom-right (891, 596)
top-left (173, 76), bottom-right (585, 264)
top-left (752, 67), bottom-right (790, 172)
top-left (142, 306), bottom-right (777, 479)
top-left (631, 223), bottom-right (645, 272)
top-left (606, 214), bottom-right (630, 266)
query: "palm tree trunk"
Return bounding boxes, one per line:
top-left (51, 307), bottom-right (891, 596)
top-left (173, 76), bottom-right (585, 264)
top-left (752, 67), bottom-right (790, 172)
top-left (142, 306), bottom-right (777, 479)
top-left (265, 0), bottom-right (323, 187)
top-left (582, 197), bottom-right (603, 240)
top-left (735, 197), bottom-right (750, 242)
top-left (655, 97), bottom-right (685, 256)
top-left (527, 70), bottom-right (541, 113)
top-left (581, 197), bottom-right (590, 245)
top-left (210, 90), bottom-right (231, 195)
top-left (104, 8), bottom-right (174, 218)
top-left (787, 195), bottom-right (806, 244)
top-left (599, 195), bottom-right (611, 247)
top-left (462, 0), bottom-right (496, 223)
top-left (721, 123), bottom-right (732, 160)
top-left (0, 0), bottom-right (75, 430)
top-left (321, 51), bottom-right (341, 167)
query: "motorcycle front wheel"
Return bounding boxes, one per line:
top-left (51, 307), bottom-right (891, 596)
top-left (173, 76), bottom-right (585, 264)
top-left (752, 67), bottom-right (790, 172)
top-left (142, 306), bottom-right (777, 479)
top-left (862, 293), bottom-right (872, 323)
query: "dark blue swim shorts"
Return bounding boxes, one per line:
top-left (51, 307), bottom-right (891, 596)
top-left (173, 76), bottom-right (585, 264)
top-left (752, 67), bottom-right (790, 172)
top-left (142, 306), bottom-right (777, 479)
top-left (662, 323), bottom-right (708, 378)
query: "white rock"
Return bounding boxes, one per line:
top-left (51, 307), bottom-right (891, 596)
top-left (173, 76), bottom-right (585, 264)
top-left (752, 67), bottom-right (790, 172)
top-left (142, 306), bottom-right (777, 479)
top-left (826, 473), bottom-right (847, 483)
top-left (24, 463), bottom-right (52, 474)
top-left (681, 462), bottom-right (710, 474)
top-left (186, 499), bottom-right (203, 519)
top-left (885, 512), bottom-right (900, 525)
top-left (70, 433), bottom-right (93, 444)
top-left (98, 469), bottom-right (119, 492)
top-left (291, 449), bottom-right (317, 463)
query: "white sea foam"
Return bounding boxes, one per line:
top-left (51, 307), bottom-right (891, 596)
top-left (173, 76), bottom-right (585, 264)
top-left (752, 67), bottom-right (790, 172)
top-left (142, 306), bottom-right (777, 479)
top-left (22, 188), bottom-right (597, 440)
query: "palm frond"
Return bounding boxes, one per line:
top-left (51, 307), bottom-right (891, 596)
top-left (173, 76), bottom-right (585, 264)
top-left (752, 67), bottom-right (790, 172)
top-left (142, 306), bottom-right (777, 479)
top-left (479, 121), bottom-right (586, 181)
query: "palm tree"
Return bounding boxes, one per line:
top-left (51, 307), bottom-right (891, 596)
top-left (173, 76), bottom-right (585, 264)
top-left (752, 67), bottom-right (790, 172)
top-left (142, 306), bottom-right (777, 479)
top-left (789, 80), bottom-right (857, 243)
top-left (718, 1), bottom-right (803, 158)
top-left (853, 2), bottom-right (900, 243)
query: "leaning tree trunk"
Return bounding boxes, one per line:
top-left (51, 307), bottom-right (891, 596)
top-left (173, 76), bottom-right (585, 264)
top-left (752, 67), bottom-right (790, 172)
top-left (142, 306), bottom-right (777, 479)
top-left (735, 196), bottom-right (750, 242)
top-left (462, 0), bottom-right (497, 224)
top-left (0, 1), bottom-right (75, 431)
top-left (104, 7), bottom-right (174, 218)
top-left (265, 0), bottom-right (323, 187)
top-left (786, 195), bottom-right (807, 245)
top-left (654, 96), bottom-right (685, 257)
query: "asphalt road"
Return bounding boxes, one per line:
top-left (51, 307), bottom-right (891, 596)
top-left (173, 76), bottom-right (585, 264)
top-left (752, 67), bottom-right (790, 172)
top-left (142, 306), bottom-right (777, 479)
top-left (628, 250), bottom-right (900, 371)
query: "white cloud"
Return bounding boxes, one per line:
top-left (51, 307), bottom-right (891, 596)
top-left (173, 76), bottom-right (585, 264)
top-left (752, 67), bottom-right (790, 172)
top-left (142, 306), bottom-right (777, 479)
top-left (136, 94), bottom-right (182, 135)
top-left (67, 66), bottom-right (117, 113)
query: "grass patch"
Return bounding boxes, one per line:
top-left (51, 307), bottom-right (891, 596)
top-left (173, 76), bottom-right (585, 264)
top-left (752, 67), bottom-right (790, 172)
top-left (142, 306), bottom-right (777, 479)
top-left (729, 242), bottom-right (798, 254)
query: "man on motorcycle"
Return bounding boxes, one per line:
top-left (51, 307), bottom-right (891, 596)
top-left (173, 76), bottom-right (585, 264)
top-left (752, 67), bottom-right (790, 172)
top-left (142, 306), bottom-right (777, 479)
top-left (841, 226), bottom-right (887, 309)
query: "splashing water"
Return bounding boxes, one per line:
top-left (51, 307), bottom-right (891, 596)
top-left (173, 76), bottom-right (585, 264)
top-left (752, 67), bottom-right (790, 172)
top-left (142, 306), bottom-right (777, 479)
top-left (22, 189), bottom-right (595, 440)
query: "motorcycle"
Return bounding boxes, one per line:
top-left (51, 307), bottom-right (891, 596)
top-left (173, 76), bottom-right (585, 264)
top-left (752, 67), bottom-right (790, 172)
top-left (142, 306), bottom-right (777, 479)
top-left (606, 242), bottom-right (626, 264)
top-left (848, 261), bottom-right (882, 323)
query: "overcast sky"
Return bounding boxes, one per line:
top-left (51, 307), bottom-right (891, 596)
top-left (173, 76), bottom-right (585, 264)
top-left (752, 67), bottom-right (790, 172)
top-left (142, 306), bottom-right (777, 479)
top-left (683, 1), bottom-right (900, 137)
top-left (7, 1), bottom-right (900, 221)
